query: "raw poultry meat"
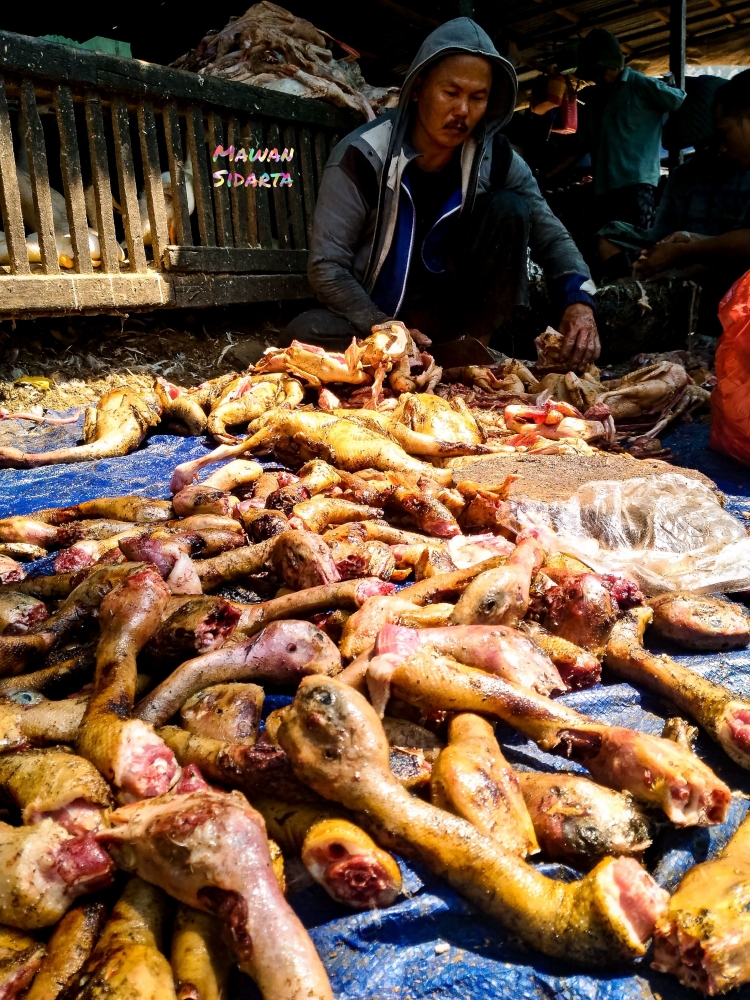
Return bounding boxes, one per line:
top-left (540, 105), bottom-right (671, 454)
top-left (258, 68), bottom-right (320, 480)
top-left (378, 651), bottom-right (730, 826)
top-left (430, 713), bottom-right (539, 857)
top-left (135, 619), bottom-right (340, 727)
top-left (278, 676), bottom-right (669, 966)
top-left (450, 537), bottom-right (545, 626)
top-left (24, 901), bottom-right (106, 1000)
top-left (240, 409), bottom-right (456, 484)
top-left (206, 374), bottom-right (304, 444)
top-left (374, 622), bottom-right (567, 696)
top-left (143, 596), bottom-right (241, 666)
top-left (172, 2), bottom-right (396, 120)
top-left (647, 592), bottom-right (750, 650)
top-left (652, 809), bottom-right (750, 994)
top-left (0, 593), bottom-right (48, 636)
top-left (517, 772), bottom-right (652, 867)
top-left (606, 607), bottom-right (750, 771)
top-left (180, 683), bottom-right (264, 744)
top-left (170, 905), bottom-right (232, 1000)
top-left (75, 566), bottom-right (179, 799)
top-left (0, 747), bottom-right (111, 829)
top-left (0, 818), bottom-right (113, 929)
top-left (157, 727), bottom-right (312, 803)
top-left (65, 877), bottom-right (175, 1000)
top-left (256, 798), bottom-right (403, 909)
top-left (101, 788), bottom-right (334, 999)
top-left (0, 924), bottom-right (45, 999)
top-left (520, 621), bottom-right (601, 689)
top-left (0, 389), bottom-right (162, 469)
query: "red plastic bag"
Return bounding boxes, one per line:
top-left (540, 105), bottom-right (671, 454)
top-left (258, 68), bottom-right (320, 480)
top-left (711, 268), bottom-right (750, 465)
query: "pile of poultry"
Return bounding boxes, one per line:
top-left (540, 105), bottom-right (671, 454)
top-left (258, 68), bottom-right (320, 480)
top-left (0, 321), bottom-right (709, 472)
top-left (0, 413), bottom-right (747, 997)
top-left (171, 2), bottom-right (399, 121)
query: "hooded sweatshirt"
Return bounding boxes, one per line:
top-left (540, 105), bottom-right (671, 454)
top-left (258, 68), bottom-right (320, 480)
top-left (308, 17), bottom-right (594, 333)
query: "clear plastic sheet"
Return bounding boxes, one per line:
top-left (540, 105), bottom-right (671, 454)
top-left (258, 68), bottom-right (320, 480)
top-left (516, 472), bottom-right (750, 596)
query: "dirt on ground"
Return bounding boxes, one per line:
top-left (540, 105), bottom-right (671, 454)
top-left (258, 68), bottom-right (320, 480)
top-left (0, 303), bottom-right (304, 413)
top-left (453, 450), bottom-right (716, 502)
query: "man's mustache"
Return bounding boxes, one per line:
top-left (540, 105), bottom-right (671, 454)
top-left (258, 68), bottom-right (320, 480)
top-left (444, 118), bottom-right (468, 131)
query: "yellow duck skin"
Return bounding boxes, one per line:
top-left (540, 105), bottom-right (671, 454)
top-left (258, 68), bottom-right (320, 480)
top-left (430, 713), bottom-right (539, 857)
top-left (255, 798), bottom-right (402, 909)
top-left (383, 651), bottom-right (730, 826)
top-left (65, 878), bottom-right (176, 1000)
top-left (171, 904), bottom-right (233, 1000)
top-left (25, 902), bottom-right (106, 1000)
top-left (606, 607), bottom-right (750, 771)
top-left (652, 810), bottom-right (750, 994)
top-left (75, 566), bottom-right (178, 800)
top-left (278, 676), bottom-right (669, 967)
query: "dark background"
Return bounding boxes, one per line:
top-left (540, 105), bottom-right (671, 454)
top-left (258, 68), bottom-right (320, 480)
top-left (0, 0), bottom-right (488, 86)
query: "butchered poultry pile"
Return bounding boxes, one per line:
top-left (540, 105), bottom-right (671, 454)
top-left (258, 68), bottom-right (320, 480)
top-left (0, 320), bottom-right (743, 999)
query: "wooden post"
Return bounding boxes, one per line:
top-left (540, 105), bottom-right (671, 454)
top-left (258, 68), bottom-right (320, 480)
top-left (111, 97), bottom-right (147, 273)
top-left (55, 85), bottom-right (93, 274)
top-left (669, 0), bottom-right (686, 171)
top-left (137, 101), bottom-right (169, 270)
top-left (0, 76), bottom-right (30, 275)
top-left (185, 104), bottom-right (216, 247)
top-left (20, 79), bottom-right (60, 274)
top-left (207, 112), bottom-right (233, 247)
top-left (84, 93), bottom-right (120, 273)
top-left (228, 116), bottom-right (248, 247)
top-left (163, 102), bottom-right (193, 246)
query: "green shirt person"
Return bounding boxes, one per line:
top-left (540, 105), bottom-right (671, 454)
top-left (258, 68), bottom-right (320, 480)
top-left (577, 29), bottom-right (685, 232)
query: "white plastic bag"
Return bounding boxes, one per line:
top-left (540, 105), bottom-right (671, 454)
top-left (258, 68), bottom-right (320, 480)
top-left (515, 473), bottom-right (750, 595)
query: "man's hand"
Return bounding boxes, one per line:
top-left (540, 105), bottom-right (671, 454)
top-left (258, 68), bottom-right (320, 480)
top-left (633, 239), bottom-right (690, 278)
top-left (558, 303), bottom-right (600, 371)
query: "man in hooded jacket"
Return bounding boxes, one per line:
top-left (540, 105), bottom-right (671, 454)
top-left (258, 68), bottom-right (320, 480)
top-left (286, 17), bottom-right (599, 369)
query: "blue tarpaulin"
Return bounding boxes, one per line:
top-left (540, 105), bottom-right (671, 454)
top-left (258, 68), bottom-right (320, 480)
top-left (3, 412), bottom-right (750, 999)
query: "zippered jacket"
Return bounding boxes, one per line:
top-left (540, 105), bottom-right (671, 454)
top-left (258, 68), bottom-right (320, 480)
top-left (308, 17), bottom-right (596, 334)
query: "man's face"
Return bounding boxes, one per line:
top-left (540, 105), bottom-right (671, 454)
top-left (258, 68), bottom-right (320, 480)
top-left (412, 54), bottom-right (492, 149)
top-left (716, 106), bottom-right (750, 168)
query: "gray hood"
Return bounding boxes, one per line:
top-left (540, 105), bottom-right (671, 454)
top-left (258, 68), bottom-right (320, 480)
top-left (394, 18), bottom-right (518, 145)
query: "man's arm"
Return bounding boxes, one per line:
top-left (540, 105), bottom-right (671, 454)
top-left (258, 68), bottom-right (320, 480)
top-left (307, 159), bottom-right (390, 335)
top-left (634, 229), bottom-right (750, 277)
top-left (640, 73), bottom-right (686, 113)
top-left (504, 153), bottom-right (600, 367)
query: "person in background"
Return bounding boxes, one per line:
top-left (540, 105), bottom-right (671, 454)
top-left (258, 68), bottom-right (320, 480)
top-left (285, 17), bottom-right (600, 370)
top-left (634, 70), bottom-right (750, 283)
top-left (576, 28), bottom-right (685, 262)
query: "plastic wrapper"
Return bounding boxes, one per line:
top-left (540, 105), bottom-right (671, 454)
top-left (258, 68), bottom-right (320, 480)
top-left (515, 472), bottom-right (750, 595)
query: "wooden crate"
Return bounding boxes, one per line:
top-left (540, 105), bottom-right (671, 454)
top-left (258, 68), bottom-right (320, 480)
top-left (0, 30), bottom-right (359, 319)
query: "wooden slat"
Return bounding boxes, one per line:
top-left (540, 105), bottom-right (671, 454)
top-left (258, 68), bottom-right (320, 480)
top-left (0, 76), bottom-right (30, 275)
top-left (164, 245), bottom-right (308, 272)
top-left (111, 97), bottom-right (147, 273)
top-left (245, 121), bottom-right (272, 248)
top-left (298, 127), bottom-right (317, 245)
top-left (266, 123), bottom-right (289, 249)
top-left (185, 105), bottom-right (216, 247)
top-left (0, 271), bottom-right (311, 315)
top-left (0, 30), bottom-right (359, 131)
top-left (84, 93), bottom-right (120, 273)
top-left (207, 112), bottom-right (232, 247)
top-left (136, 101), bottom-right (169, 271)
top-left (54, 84), bottom-right (92, 274)
top-left (283, 125), bottom-right (305, 250)
top-left (20, 79), bottom-right (59, 275)
top-left (313, 130), bottom-right (328, 192)
top-left (227, 117), bottom-right (248, 247)
top-left (162, 102), bottom-right (192, 246)
top-left (240, 121), bottom-right (259, 247)
top-left (185, 104), bottom-right (216, 247)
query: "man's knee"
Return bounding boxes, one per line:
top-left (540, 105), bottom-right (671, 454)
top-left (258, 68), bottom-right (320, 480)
top-left (280, 308), bottom-right (359, 351)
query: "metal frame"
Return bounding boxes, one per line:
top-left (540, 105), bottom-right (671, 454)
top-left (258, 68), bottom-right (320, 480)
top-left (0, 30), bottom-right (357, 319)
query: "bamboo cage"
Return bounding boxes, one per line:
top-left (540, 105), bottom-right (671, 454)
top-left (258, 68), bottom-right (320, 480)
top-left (0, 30), bottom-right (357, 319)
